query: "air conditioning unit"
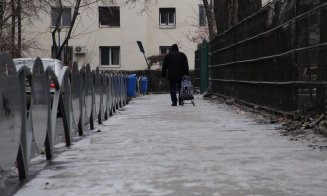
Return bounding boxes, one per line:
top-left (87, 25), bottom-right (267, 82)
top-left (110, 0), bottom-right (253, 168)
top-left (75, 46), bottom-right (87, 54)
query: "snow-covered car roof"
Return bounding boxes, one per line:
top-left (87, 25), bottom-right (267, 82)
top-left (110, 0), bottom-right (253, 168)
top-left (13, 58), bottom-right (65, 76)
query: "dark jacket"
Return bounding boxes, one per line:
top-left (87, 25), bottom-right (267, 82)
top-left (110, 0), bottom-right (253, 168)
top-left (162, 51), bottom-right (189, 81)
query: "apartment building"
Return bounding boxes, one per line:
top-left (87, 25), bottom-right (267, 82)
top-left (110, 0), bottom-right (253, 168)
top-left (23, 0), bottom-right (207, 70)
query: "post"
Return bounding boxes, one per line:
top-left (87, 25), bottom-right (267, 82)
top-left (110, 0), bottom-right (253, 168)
top-left (137, 41), bottom-right (150, 70)
top-left (57, 27), bottom-right (61, 60)
top-left (317, 0), bottom-right (327, 113)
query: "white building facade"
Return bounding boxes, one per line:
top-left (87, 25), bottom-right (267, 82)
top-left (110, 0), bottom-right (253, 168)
top-left (23, 0), bottom-right (207, 71)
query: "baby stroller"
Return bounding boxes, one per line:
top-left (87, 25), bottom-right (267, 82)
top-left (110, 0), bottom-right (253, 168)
top-left (180, 75), bottom-right (195, 106)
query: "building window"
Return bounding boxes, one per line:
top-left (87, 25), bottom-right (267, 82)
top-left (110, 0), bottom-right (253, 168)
top-left (160, 46), bottom-right (171, 55)
top-left (99, 6), bottom-right (120, 27)
top-left (100, 46), bottom-right (120, 66)
top-left (199, 5), bottom-right (207, 27)
top-left (159, 8), bottom-right (176, 27)
top-left (51, 7), bottom-right (72, 27)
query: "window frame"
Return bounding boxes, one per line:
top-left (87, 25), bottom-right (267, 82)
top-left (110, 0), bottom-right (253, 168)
top-left (51, 7), bottom-right (72, 27)
top-left (98, 6), bottom-right (121, 28)
top-left (159, 8), bottom-right (176, 28)
top-left (99, 46), bottom-right (121, 67)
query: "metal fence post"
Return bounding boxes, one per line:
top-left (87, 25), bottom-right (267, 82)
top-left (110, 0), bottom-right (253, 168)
top-left (200, 39), bottom-right (209, 93)
top-left (318, 0), bottom-right (327, 113)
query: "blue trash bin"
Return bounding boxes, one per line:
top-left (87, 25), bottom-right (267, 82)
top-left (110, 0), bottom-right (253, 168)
top-left (140, 77), bottom-right (148, 94)
top-left (127, 74), bottom-right (137, 97)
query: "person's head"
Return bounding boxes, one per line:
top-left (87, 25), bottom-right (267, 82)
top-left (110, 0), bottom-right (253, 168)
top-left (171, 44), bottom-right (179, 52)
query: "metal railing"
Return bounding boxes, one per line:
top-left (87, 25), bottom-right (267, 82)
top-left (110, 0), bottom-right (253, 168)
top-left (209, 0), bottom-right (327, 114)
top-left (0, 53), bottom-right (130, 180)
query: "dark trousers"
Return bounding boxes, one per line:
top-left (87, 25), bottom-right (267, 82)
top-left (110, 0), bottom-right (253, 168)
top-left (169, 80), bottom-right (182, 104)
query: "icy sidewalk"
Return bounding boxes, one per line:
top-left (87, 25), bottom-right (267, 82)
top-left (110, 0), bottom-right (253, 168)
top-left (15, 94), bottom-right (327, 196)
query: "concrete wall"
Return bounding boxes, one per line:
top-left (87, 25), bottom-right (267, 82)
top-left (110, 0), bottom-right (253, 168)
top-left (22, 0), bottom-right (203, 71)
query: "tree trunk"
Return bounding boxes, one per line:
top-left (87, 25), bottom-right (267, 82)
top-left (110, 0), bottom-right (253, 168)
top-left (214, 0), bottom-right (228, 34)
top-left (58, 0), bottom-right (81, 57)
top-left (17, 0), bottom-right (22, 57)
top-left (51, 0), bottom-right (63, 59)
top-left (226, 0), bottom-right (238, 28)
top-left (202, 0), bottom-right (216, 40)
top-left (214, 0), bottom-right (262, 34)
top-left (11, 0), bottom-right (15, 57)
top-left (0, 0), bottom-right (4, 52)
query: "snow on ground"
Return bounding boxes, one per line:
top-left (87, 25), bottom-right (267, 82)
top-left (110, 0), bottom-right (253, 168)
top-left (14, 94), bottom-right (327, 196)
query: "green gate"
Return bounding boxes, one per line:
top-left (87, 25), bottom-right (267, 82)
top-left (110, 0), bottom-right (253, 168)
top-left (200, 39), bottom-right (209, 93)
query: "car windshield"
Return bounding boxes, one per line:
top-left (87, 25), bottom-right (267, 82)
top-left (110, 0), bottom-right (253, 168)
top-left (42, 60), bottom-right (55, 70)
top-left (14, 59), bottom-right (55, 71)
top-left (14, 60), bottom-right (34, 69)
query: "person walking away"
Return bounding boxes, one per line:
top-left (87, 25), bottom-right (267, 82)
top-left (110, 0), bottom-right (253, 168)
top-left (162, 44), bottom-right (189, 106)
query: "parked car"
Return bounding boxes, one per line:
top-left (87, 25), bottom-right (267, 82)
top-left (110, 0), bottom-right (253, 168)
top-left (14, 58), bottom-right (65, 77)
top-left (13, 58), bottom-right (67, 109)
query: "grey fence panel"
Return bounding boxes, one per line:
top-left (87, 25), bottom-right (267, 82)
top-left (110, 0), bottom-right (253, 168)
top-left (112, 74), bottom-right (117, 111)
top-left (31, 58), bottom-right (49, 151)
top-left (0, 53), bottom-right (133, 181)
top-left (94, 68), bottom-right (102, 123)
top-left (0, 53), bottom-right (23, 171)
top-left (71, 62), bottom-right (83, 134)
top-left (123, 74), bottom-right (127, 106)
top-left (118, 73), bottom-right (122, 108)
top-left (45, 66), bottom-right (69, 159)
top-left (102, 74), bottom-right (109, 120)
top-left (122, 74), bottom-right (126, 106)
top-left (16, 66), bottom-right (31, 179)
top-left (108, 73), bottom-right (113, 115)
top-left (84, 64), bottom-right (93, 128)
top-left (60, 67), bottom-right (72, 146)
top-left (109, 74), bottom-right (115, 115)
top-left (125, 75), bottom-right (129, 103)
top-left (114, 74), bottom-right (119, 109)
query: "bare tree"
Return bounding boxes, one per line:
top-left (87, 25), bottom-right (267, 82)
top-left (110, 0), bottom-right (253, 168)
top-left (0, 0), bottom-right (41, 57)
top-left (17, 0), bottom-right (22, 57)
top-left (45, 0), bottom-right (82, 65)
top-left (10, 0), bottom-right (15, 57)
top-left (44, 0), bottom-right (127, 66)
top-left (214, 0), bottom-right (262, 33)
top-left (202, 0), bottom-right (216, 40)
top-left (214, 0), bottom-right (228, 34)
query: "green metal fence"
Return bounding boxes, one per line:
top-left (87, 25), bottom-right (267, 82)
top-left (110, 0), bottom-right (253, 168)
top-left (194, 39), bottom-right (209, 93)
top-left (209, 0), bottom-right (327, 114)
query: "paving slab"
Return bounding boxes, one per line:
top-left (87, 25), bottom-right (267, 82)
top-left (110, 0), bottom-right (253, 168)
top-left (14, 94), bottom-right (327, 196)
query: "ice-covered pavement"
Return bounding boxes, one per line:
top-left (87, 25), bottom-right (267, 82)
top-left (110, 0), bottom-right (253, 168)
top-left (15, 94), bottom-right (327, 196)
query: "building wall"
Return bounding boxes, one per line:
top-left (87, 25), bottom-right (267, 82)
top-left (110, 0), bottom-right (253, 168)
top-left (22, 0), bottom-right (203, 71)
